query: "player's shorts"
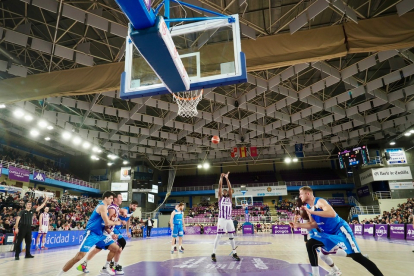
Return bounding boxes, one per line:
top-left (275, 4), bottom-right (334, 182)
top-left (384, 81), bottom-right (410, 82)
top-left (172, 224), bottom-right (184, 238)
top-left (114, 227), bottom-right (123, 239)
top-left (309, 223), bottom-right (360, 255)
top-left (217, 218), bottom-right (235, 234)
top-left (39, 225), bottom-right (48, 234)
top-left (79, 230), bottom-right (114, 252)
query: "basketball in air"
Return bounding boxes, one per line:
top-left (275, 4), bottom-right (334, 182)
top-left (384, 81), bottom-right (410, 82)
top-left (211, 135), bottom-right (220, 144)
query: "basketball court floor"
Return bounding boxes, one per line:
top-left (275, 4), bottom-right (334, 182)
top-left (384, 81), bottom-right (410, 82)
top-left (1, 233), bottom-right (412, 276)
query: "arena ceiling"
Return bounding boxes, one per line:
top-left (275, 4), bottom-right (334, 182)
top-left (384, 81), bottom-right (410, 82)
top-left (0, 0), bottom-right (414, 168)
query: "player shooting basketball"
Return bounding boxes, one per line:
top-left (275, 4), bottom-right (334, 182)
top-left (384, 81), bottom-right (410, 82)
top-left (211, 172), bottom-right (240, 262)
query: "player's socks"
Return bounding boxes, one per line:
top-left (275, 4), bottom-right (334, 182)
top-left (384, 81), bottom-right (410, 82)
top-left (104, 261), bottom-right (110, 269)
top-left (171, 246), bottom-right (175, 254)
top-left (311, 266), bottom-right (320, 276)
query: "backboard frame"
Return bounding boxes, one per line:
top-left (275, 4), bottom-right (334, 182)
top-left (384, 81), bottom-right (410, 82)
top-left (120, 14), bottom-right (246, 100)
top-left (235, 195), bottom-right (254, 207)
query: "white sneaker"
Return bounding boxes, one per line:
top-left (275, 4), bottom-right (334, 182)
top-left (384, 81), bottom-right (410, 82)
top-left (100, 267), bottom-right (115, 275)
top-left (327, 268), bottom-right (342, 276)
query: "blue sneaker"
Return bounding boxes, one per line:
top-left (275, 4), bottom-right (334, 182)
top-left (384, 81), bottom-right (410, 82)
top-left (179, 249), bottom-right (184, 253)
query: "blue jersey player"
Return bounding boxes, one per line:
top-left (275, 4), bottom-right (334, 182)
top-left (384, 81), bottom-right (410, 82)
top-left (57, 191), bottom-right (121, 276)
top-left (290, 186), bottom-right (383, 276)
top-left (170, 202), bottom-right (186, 254)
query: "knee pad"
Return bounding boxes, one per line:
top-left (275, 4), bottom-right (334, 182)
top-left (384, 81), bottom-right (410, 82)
top-left (117, 238), bottom-right (126, 250)
top-left (319, 251), bottom-right (334, 266)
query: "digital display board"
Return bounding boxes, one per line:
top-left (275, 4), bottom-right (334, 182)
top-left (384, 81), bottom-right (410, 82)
top-left (338, 146), bottom-right (369, 169)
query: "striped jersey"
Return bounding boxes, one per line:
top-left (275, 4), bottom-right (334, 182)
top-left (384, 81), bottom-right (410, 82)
top-left (41, 213), bottom-right (50, 226)
top-left (107, 203), bottom-right (120, 232)
top-left (218, 196), bottom-right (232, 220)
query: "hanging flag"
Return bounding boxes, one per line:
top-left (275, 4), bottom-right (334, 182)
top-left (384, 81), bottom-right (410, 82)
top-left (250, 147), bottom-right (258, 157)
top-left (231, 147), bottom-right (238, 158)
top-left (239, 146), bottom-right (247, 158)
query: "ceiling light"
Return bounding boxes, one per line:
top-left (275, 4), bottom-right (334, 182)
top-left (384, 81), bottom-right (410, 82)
top-left (404, 132), bottom-right (411, 136)
top-left (73, 137), bottom-right (81, 145)
top-left (91, 155), bottom-right (99, 160)
top-left (0, 104), bottom-right (6, 108)
top-left (203, 163), bottom-right (210, 169)
top-left (197, 164), bottom-right (202, 169)
top-left (292, 158), bottom-right (298, 162)
top-left (92, 147), bottom-right (99, 152)
top-left (389, 141), bottom-right (396, 145)
top-left (47, 125), bottom-right (54, 130)
top-left (24, 115), bottom-right (33, 121)
top-left (38, 120), bottom-right (48, 128)
top-left (13, 109), bottom-right (24, 118)
top-left (30, 129), bottom-right (39, 137)
top-left (44, 137), bottom-right (51, 141)
top-left (107, 162), bottom-right (113, 166)
top-left (410, 130), bottom-right (414, 133)
top-left (62, 132), bottom-right (72, 140)
top-left (123, 160), bottom-right (129, 165)
top-left (82, 142), bottom-right (91, 149)
top-left (97, 149), bottom-right (102, 153)
top-left (284, 157), bottom-right (292, 163)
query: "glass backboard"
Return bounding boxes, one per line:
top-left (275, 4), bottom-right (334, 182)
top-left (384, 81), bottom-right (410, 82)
top-left (121, 14), bottom-right (247, 100)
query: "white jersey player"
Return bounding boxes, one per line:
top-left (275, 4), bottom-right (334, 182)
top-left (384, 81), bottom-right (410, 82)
top-left (36, 207), bottom-right (50, 250)
top-left (211, 172), bottom-right (240, 262)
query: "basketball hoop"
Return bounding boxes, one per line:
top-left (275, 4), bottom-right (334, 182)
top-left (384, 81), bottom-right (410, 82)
top-left (171, 89), bottom-right (203, 118)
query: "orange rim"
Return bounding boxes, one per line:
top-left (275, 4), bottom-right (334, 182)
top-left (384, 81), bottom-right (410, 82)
top-left (172, 89), bottom-right (204, 101)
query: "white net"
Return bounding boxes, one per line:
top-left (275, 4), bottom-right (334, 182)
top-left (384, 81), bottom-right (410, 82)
top-left (172, 89), bottom-right (203, 117)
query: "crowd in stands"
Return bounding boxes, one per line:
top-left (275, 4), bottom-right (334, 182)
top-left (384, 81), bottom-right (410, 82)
top-left (350, 198), bottom-right (414, 225)
top-left (0, 145), bottom-right (83, 182)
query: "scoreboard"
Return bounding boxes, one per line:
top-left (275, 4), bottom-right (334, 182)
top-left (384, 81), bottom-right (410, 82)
top-left (338, 146), bottom-right (369, 169)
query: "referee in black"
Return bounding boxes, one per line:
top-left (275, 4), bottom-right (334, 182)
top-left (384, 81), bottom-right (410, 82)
top-left (14, 196), bottom-right (49, 260)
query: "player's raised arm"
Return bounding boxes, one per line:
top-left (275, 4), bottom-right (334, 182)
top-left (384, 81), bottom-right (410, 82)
top-left (218, 173), bottom-right (224, 198)
top-left (224, 172), bottom-right (232, 198)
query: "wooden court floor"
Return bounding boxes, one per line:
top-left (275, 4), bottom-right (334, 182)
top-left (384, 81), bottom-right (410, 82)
top-left (1, 233), bottom-right (412, 276)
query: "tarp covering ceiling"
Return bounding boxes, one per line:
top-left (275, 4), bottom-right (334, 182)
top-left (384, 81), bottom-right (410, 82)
top-left (1, 13), bottom-right (414, 104)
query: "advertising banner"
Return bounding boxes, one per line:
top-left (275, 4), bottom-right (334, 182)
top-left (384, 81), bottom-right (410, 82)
top-left (29, 229), bottom-right (130, 250)
top-left (120, 167), bottom-right (131, 181)
top-left (357, 186), bottom-right (370, 198)
top-left (143, 227), bottom-right (171, 238)
top-left (33, 171), bottom-right (46, 182)
top-left (388, 181), bottom-right (414, 190)
top-left (363, 224), bottom-right (374, 236)
top-left (272, 225), bottom-right (291, 234)
top-left (243, 224), bottom-right (254, 234)
top-left (111, 182), bottom-right (129, 191)
top-left (215, 186), bottom-right (287, 198)
top-left (185, 226), bottom-right (201, 235)
top-left (406, 225), bottom-right (414, 240)
top-left (8, 166), bottom-right (30, 182)
top-left (203, 226), bottom-right (217, 235)
top-left (374, 224), bottom-right (388, 238)
top-left (385, 148), bottom-right (407, 165)
top-left (389, 224), bottom-right (405, 239)
top-left (327, 198), bottom-right (346, 205)
top-left (360, 166), bottom-right (412, 185)
top-left (354, 224), bottom-right (363, 235)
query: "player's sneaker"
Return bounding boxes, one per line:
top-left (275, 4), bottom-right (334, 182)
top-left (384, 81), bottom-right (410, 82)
top-left (35, 246), bottom-right (40, 250)
top-left (109, 261), bottom-right (115, 269)
top-left (41, 246), bottom-right (48, 250)
top-left (327, 268), bottom-right (342, 276)
top-left (211, 253), bottom-right (216, 262)
top-left (114, 265), bottom-right (124, 275)
top-left (179, 248), bottom-right (184, 253)
top-left (100, 267), bottom-right (115, 275)
top-left (76, 263), bottom-right (89, 273)
top-left (171, 250), bottom-right (174, 254)
top-left (232, 253), bottom-right (240, 261)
